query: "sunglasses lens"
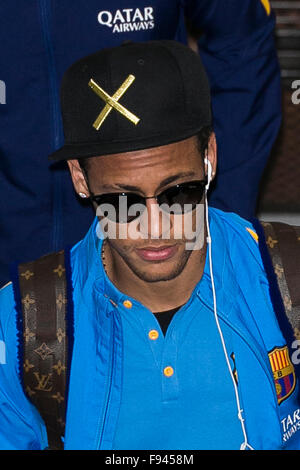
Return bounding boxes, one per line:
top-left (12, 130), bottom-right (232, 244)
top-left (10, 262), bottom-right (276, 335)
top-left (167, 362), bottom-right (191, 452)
top-left (93, 181), bottom-right (206, 223)
top-left (158, 182), bottom-right (205, 213)
top-left (95, 193), bottom-right (145, 223)
top-left (123, 194), bottom-right (146, 223)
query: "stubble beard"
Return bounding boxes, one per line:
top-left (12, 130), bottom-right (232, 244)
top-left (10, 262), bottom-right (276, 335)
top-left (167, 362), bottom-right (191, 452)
top-left (111, 242), bottom-right (194, 283)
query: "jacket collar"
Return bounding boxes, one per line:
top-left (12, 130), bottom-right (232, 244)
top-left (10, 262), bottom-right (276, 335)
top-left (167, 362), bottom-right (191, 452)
top-left (72, 217), bottom-right (130, 307)
top-left (72, 209), bottom-right (232, 312)
top-left (71, 211), bottom-right (274, 377)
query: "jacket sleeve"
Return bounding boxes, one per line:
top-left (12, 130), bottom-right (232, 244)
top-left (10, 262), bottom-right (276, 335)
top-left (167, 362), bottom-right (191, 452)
top-left (183, 0), bottom-right (281, 219)
top-left (0, 283), bottom-right (47, 450)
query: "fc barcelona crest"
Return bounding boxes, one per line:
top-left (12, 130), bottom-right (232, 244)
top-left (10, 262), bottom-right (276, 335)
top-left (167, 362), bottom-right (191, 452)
top-left (268, 346), bottom-right (296, 405)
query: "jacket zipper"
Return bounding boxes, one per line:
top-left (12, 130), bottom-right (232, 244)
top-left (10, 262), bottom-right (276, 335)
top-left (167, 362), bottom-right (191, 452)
top-left (39, 0), bottom-right (63, 251)
top-left (96, 314), bottom-right (115, 450)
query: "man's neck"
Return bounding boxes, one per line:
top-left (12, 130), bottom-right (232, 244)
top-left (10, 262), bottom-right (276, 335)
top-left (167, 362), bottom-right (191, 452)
top-left (102, 241), bottom-right (207, 312)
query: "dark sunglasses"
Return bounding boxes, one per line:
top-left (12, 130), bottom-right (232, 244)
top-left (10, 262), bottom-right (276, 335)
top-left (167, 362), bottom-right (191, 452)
top-left (90, 179), bottom-right (207, 224)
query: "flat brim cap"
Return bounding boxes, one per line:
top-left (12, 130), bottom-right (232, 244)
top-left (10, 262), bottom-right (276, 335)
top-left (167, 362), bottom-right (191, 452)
top-left (49, 40), bottom-right (212, 161)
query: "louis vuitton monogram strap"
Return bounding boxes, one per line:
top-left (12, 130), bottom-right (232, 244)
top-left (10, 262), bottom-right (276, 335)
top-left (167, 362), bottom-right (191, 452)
top-left (17, 250), bottom-right (71, 450)
top-left (261, 221), bottom-right (300, 337)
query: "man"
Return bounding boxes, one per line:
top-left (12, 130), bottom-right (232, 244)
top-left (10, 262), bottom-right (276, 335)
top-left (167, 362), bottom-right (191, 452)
top-left (0, 41), bottom-right (296, 451)
top-left (0, 0), bottom-right (281, 287)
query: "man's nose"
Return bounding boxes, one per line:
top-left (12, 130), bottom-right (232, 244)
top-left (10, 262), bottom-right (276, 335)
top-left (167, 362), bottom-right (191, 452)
top-left (138, 198), bottom-right (172, 239)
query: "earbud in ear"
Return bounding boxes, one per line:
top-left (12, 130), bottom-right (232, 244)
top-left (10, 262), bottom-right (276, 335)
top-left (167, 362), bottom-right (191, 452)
top-left (204, 157), bottom-right (212, 189)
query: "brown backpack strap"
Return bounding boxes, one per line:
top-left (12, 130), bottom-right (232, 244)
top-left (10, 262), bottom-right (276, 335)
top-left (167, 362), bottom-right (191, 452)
top-left (16, 249), bottom-right (72, 450)
top-left (261, 221), bottom-right (300, 337)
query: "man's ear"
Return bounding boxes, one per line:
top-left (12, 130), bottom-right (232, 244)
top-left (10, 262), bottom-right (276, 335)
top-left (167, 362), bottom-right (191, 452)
top-left (67, 159), bottom-right (90, 197)
top-left (205, 132), bottom-right (217, 181)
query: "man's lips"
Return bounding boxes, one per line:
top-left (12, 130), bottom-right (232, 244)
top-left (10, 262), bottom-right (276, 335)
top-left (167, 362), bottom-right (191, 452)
top-left (135, 245), bottom-right (178, 261)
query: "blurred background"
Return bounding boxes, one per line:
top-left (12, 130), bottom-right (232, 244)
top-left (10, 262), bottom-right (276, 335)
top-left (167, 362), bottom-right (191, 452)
top-left (257, 0), bottom-right (300, 224)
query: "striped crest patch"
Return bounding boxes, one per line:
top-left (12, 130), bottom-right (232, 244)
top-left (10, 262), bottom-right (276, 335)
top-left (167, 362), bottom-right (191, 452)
top-left (268, 346), bottom-right (296, 405)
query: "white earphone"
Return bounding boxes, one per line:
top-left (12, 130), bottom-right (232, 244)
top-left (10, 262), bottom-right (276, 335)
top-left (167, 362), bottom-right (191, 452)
top-left (203, 157), bottom-right (254, 450)
top-left (204, 157), bottom-right (213, 190)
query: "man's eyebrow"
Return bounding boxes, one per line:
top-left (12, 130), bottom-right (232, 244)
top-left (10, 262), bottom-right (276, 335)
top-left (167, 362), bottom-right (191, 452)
top-left (156, 172), bottom-right (197, 191)
top-left (100, 183), bottom-right (141, 192)
top-left (100, 172), bottom-right (197, 193)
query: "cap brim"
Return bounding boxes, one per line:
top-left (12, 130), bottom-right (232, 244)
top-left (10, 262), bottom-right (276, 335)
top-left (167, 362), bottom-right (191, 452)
top-left (48, 125), bottom-right (207, 161)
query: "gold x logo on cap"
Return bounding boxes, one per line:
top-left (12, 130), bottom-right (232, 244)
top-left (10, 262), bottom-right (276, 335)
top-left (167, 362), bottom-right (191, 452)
top-left (88, 74), bottom-right (140, 130)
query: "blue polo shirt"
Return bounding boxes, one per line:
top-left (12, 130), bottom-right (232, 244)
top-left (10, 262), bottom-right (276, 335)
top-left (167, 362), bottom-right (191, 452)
top-left (111, 256), bottom-right (244, 449)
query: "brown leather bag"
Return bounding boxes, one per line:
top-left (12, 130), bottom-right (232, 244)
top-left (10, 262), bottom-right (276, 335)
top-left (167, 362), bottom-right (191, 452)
top-left (16, 249), bottom-right (73, 450)
top-left (260, 221), bottom-right (300, 340)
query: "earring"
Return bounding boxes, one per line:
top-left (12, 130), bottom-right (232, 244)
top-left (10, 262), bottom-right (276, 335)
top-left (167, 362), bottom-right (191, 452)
top-left (79, 192), bottom-right (87, 198)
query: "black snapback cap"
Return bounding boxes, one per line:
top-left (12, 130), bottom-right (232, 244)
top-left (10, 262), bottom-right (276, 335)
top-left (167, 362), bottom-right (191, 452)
top-left (49, 40), bottom-right (212, 161)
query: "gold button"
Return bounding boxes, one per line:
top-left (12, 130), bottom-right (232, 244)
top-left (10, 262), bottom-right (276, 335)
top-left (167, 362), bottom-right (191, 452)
top-left (123, 299), bottom-right (132, 309)
top-left (163, 366), bottom-right (174, 377)
top-left (149, 329), bottom-right (159, 340)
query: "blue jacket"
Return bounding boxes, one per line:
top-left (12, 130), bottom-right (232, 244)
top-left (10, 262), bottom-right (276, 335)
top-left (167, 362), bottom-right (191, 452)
top-left (0, 0), bottom-right (281, 287)
top-left (0, 208), bottom-right (300, 450)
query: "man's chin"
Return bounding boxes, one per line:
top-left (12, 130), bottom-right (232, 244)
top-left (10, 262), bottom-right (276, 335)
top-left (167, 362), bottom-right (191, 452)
top-left (130, 270), bottom-right (182, 283)
top-left (127, 253), bottom-right (192, 283)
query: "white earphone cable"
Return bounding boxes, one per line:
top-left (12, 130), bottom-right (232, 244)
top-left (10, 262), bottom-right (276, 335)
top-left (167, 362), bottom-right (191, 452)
top-left (204, 187), bottom-right (254, 451)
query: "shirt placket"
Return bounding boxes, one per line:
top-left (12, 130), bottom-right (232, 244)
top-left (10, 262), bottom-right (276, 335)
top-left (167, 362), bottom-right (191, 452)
top-left (121, 296), bottom-right (181, 403)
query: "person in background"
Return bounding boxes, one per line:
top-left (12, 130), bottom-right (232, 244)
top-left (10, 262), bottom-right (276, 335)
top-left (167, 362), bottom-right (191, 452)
top-left (0, 0), bottom-right (280, 287)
